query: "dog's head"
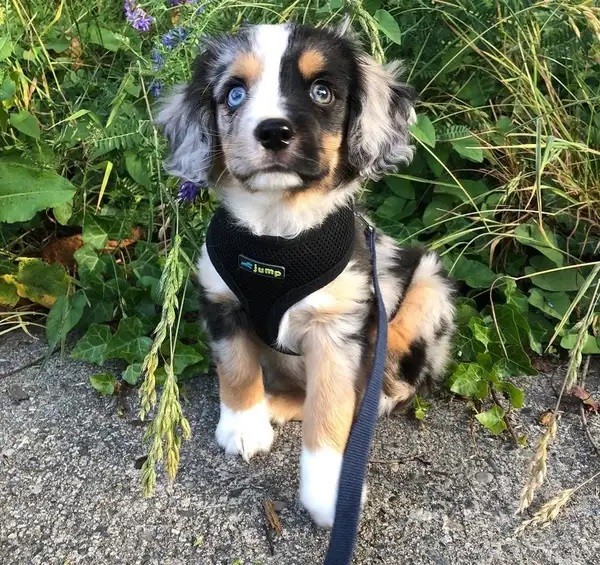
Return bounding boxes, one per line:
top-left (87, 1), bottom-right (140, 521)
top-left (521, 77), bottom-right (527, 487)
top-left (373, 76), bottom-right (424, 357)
top-left (157, 23), bottom-right (416, 194)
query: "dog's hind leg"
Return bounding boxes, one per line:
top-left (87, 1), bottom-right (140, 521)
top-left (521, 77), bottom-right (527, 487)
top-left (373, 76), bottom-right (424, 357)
top-left (266, 392), bottom-right (305, 423)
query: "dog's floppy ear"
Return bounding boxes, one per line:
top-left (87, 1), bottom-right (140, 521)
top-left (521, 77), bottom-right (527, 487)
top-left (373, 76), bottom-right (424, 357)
top-left (155, 52), bottom-right (216, 184)
top-left (347, 55), bottom-right (417, 180)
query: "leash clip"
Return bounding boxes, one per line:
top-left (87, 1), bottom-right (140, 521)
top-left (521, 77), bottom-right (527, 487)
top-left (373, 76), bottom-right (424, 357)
top-left (355, 212), bottom-right (375, 235)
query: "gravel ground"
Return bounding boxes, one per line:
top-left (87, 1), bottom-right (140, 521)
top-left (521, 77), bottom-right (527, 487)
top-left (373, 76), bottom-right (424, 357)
top-left (1, 330), bottom-right (599, 565)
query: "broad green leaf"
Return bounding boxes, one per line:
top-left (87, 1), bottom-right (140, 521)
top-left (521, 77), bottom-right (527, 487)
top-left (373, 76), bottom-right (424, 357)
top-left (2, 258), bottom-right (69, 307)
top-left (90, 373), bottom-right (116, 395)
top-left (374, 9), bottom-right (402, 44)
top-left (469, 317), bottom-right (492, 349)
top-left (74, 244), bottom-right (103, 276)
top-left (0, 37), bottom-right (13, 61)
top-left (375, 196), bottom-right (408, 220)
top-left (449, 363), bottom-right (488, 399)
top-left (560, 333), bottom-right (600, 354)
top-left (86, 27), bottom-right (124, 52)
top-left (0, 77), bottom-right (15, 101)
top-left (525, 256), bottom-right (586, 291)
top-left (71, 324), bottom-right (112, 364)
top-left (476, 405), bottom-right (507, 435)
top-left (46, 291), bottom-right (87, 348)
top-left (410, 115), bottom-right (436, 147)
top-left (171, 342), bottom-right (203, 375)
top-left (9, 110), bottom-right (41, 139)
top-left (125, 151), bottom-right (151, 189)
top-left (496, 380), bottom-right (525, 409)
top-left (528, 288), bottom-right (571, 320)
top-left (0, 161), bottom-right (76, 223)
top-left (385, 176), bottom-right (415, 199)
top-left (492, 304), bottom-right (530, 347)
top-left (122, 363), bottom-right (143, 385)
top-left (450, 136), bottom-right (484, 162)
top-left (0, 278), bottom-right (19, 307)
top-left (53, 201), bottom-right (73, 225)
top-left (104, 317), bottom-right (152, 364)
top-left (422, 195), bottom-right (454, 227)
top-left (451, 257), bottom-right (497, 289)
top-left (514, 223), bottom-right (563, 267)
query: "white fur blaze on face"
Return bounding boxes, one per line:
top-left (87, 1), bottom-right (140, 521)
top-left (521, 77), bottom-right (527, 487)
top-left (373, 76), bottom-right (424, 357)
top-left (299, 446), bottom-right (367, 528)
top-left (246, 171), bottom-right (303, 192)
top-left (215, 401), bottom-right (274, 462)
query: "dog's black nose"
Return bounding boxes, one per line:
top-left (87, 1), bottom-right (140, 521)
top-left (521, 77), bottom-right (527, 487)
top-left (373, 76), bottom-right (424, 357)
top-left (255, 119), bottom-right (294, 151)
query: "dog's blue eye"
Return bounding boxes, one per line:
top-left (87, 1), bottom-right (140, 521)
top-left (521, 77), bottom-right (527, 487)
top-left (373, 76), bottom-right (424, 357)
top-left (310, 82), bottom-right (333, 105)
top-left (227, 85), bottom-right (247, 108)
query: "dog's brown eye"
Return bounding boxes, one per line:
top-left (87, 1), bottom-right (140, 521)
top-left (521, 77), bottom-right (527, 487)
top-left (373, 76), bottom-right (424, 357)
top-left (310, 82), bottom-right (333, 105)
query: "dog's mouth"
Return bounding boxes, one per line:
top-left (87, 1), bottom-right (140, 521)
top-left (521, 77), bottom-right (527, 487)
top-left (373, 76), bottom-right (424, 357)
top-left (232, 164), bottom-right (327, 192)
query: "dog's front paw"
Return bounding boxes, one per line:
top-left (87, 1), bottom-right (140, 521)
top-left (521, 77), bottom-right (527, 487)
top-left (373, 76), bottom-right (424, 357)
top-left (300, 447), bottom-right (367, 528)
top-left (215, 401), bottom-right (274, 462)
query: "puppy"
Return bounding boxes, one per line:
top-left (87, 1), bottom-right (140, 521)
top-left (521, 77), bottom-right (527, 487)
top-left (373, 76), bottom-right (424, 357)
top-left (157, 22), bottom-right (455, 528)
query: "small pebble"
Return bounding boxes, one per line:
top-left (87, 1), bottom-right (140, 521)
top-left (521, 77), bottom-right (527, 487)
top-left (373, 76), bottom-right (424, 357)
top-left (475, 471), bottom-right (494, 484)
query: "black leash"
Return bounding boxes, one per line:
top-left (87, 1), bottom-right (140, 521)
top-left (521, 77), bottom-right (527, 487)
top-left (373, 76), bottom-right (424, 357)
top-left (323, 217), bottom-right (388, 565)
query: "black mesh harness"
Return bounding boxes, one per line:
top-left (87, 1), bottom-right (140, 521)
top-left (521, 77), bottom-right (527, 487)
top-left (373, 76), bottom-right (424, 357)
top-left (205, 204), bottom-right (356, 355)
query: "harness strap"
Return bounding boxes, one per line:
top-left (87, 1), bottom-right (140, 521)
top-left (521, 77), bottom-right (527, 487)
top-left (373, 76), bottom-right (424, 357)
top-left (324, 218), bottom-right (388, 565)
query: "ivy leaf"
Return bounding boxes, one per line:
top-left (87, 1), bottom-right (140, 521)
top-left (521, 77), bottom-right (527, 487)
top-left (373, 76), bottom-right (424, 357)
top-left (0, 161), bottom-right (76, 223)
top-left (0, 278), bottom-right (19, 307)
top-left (451, 256), bottom-right (497, 289)
top-left (410, 115), bottom-right (436, 147)
top-left (82, 216), bottom-right (109, 249)
top-left (514, 223), bottom-right (563, 267)
top-left (469, 317), bottom-right (492, 349)
top-left (170, 342), bottom-right (203, 375)
top-left (122, 363), bottom-right (143, 385)
top-left (104, 317), bottom-right (152, 364)
top-left (450, 135), bottom-right (484, 162)
top-left (374, 10), bottom-right (402, 44)
top-left (496, 380), bottom-right (525, 409)
top-left (46, 290), bottom-right (87, 348)
top-left (72, 324), bottom-right (112, 364)
top-left (476, 405), bottom-right (507, 435)
top-left (90, 373), bottom-right (116, 396)
top-left (449, 363), bottom-right (489, 399)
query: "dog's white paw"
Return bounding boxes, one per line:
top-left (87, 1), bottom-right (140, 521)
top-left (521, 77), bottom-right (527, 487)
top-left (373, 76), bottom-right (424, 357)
top-left (299, 447), bottom-right (367, 528)
top-left (215, 401), bottom-right (274, 462)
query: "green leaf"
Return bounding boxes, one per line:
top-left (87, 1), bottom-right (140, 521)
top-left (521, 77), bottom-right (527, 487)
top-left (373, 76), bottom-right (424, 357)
top-left (496, 381), bottom-right (525, 409)
top-left (492, 304), bottom-right (530, 347)
top-left (449, 363), bottom-right (488, 399)
top-left (374, 9), bottom-right (402, 44)
top-left (410, 115), bottom-right (436, 147)
top-left (9, 110), bottom-right (41, 139)
top-left (71, 324), bottom-right (112, 364)
top-left (82, 216), bottom-right (109, 249)
top-left (90, 373), bottom-right (116, 396)
top-left (0, 278), bottom-right (19, 307)
top-left (122, 363), bottom-right (143, 385)
top-left (170, 342), bottom-right (203, 375)
top-left (53, 200), bottom-right (73, 225)
top-left (104, 317), bottom-right (152, 364)
top-left (3, 259), bottom-right (69, 307)
top-left (0, 76), bottom-right (16, 101)
top-left (469, 317), bottom-right (492, 349)
top-left (413, 394), bottom-right (430, 421)
top-left (86, 28), bottom-right (125, 52)
top-left (451, 257), bottom-right (497, 289)
top-left (46, 291), bottom-right (87, 348)
top-left (0, 161), bottom-right (76, 223)
top-left (525, 256), bottom-right (585, 291)
top-left (560, 333), bottom-right (600, 354)
top-left (0, 36), bottom-right (13, 62)
top-left (74, 244), bottom-right (103, 276)
top-left (450, 136), bottom-right (484, 162)
top-left (514, 223), bottom-right (563, 267)
top-left (385, 176), bottom-right (415, 199)
top-left (422, 196), bottom-right (454, 227)
top-left (125, 151), bottom-right (151, 189)
top-left (476, 405), bottom-right (507, 435)
top-left (528, 288), bottom-right (571, 320)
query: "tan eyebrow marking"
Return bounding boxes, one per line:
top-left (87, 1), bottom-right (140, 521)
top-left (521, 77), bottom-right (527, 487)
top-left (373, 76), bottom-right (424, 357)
top-left (298, 49), bottom-right (326, 79)
top-left (230, 52), bottom-right (263, 85)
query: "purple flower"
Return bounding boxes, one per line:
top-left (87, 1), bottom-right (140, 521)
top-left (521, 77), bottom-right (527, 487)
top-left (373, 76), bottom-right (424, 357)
top-left (169, 0), bottom-right (197, 5)
top-left (161, 27), bottom-right (189, 49)
top-left (177, 181), bottom-right (202, 202)
top-left (124, 0), bottom-right (154, 33)
top-left (151, 48), bottom-right (164, 71)
top-left (149, 80), bottom-right (163, 98)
